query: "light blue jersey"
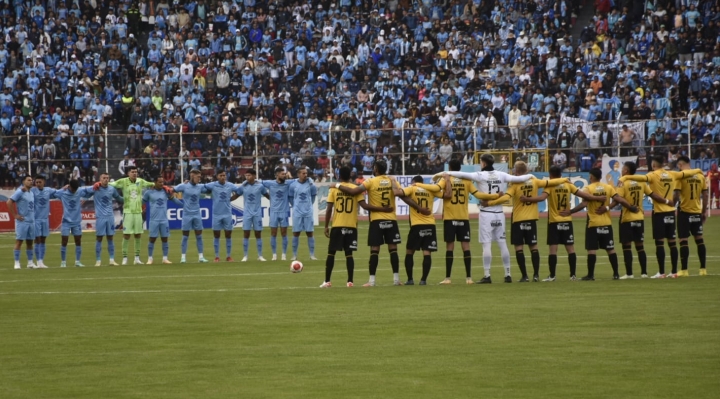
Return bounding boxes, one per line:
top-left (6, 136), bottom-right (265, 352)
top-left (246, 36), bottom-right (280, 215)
top-left (53, 187), bottom-right (94, 236)
top-left (289, 179), bottom-right (317, 217)
top-left (11, 188), bottom-right (36, 241)
top-left (240, 181), bottom-right (268, 231)
top-left (205, 181), bottom-right (244, 231)
top-left (31, 187), bottom-right (55, 237)
top-left (261, 179), bottom-right (296, 228)
top-left (143, 188), bottom-right (181, 238)
top-left (93, 185), bottom-right (124, 237)
top-left (174, 182), bottom-right (208, 231)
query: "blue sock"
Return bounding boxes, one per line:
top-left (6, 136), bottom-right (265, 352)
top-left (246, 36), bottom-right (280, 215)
top-left (75, 246), bottom-right (82, 263)
top-left (61, 246), bottom-right (67, 262)
top-left (256, 238), bottom-right (263, 256)
top-left (34, 245), bottom-right (40, 262)
top-left (292, 236), bottom-right (299, 256)
top-left (40, 243), bottom-right (45, 261)
top-left (148, 242), bottom-right (155, 257)
top-left (196, 235), bottom-right (204, 255)
top-left (162, 242), bottom-right (169, 257)
top-left (26, 249), bottom-right (33, 262)
top-left (14, 249), bottom-right (20, 262)
top-left (181, 235), bottom-right (189, 255)
top-left (282, 236), bottom-right (288, 254)
top-left (108, 240), bottom-right (115, 259)
top-left (270, 236), bottom-right (277, 254)
top-left (243, 238), bottom-right (249, 255)
top-left (213, 237), bottom-right (220, 257)
top-left (225, 238), bottom-right (232, 257)
top-left (95, 241), bottom-right (102, 261)
top-left (308, 237), bottom-right (315, 256)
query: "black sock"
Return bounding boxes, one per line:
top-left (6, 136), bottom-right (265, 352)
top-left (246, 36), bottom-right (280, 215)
top-left (622, 245), bottom-right (633, 276)
top-left (369, 250), bottom-right (379, 276)
top-left (325, 252), bottom-right (335, 282)
top-left (697, 239), bottom-right (706, 269)
top-left (516, 250), bottom-right (528, 277)
top-left (421, 255), bottom-right (432, 282)
top-left (609, 252), bottom-right (619, 276)
top-left (389, 251), bottom-right (400, 274)
top-left (568, 252), bottom-right (577, 277)
top-left (548, 254), bottom-right (557, 278)
top-left (669, 242), bottom-right (678, 274)
top-left (680, 241), bottom-right (690, 271)
top-left (655, 240), bottom-right (666, 274)
top-left (637, 245), bottom-right (647, 275)
top-left (463, 250), bottom-right (472, 278)
top-left (445, 250), bottom-right (453, 278)
top-left (587, 254), bottom-right (597, 277)
top-left (530, 250), bottom-right (540, 276)
top-left (404, 254), bottom-right (414, 280)
top-left (345, 250), bottom-right (354, 283)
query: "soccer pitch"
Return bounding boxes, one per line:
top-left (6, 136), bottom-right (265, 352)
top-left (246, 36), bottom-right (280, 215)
top-left (1, 217), bottom-right (718, 399)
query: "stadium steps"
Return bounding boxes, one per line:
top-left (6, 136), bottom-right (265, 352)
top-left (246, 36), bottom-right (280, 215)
top-left (569, 1), bottom-right (597, 44)
top-left (106, 126), bottom-right (127, 179)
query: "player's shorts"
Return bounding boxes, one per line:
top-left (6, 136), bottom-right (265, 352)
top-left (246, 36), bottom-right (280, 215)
top-left (212, 215), bottom-right (234, 231)
top-left (511, 220), bottom-right (538, 246)
top-left (181, 214), bottom-right (203, 231)
top-left (478, 211), bottom-right (506, 243)
top-left (269, 211), bottom-right (289, 228)
top-left (292, 215), bottom-right (314, 233)
top-left (95, 216), bottom-right (116, 237)
top-left (328, 227), bottom-right (358, 252)
top-left (122, 213), bottom-right (144, 235)
top-left (243, 215), bottom-right (263, 231)
top-left (547, 222), bottom-right (574, 245)
top-left (585, 225), bottom-right (615, 251)
top-left (34, 219), bottom-right (49, 238)
top-left (407, 225), bottom-right (438, 252)
top-left (368, 219), bottom-right (402, 246)
top-left (15, 221), bottom-right (35, 241)
top-left (443, 220), bottom-right (470, 242)
top-left (652, 211), bottom-right (676, 240)
top-left (619, 220), bottom-right (645, 244)
top-left (61, 222), bottom-right (82, 237)
top-left (677, 211), bottom-right (703, 239)
top-left (149, 221), bottom-right (170, 238)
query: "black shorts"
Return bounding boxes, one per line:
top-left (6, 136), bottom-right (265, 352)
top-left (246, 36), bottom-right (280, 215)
top-left (368, 220), bottom-right (402, 246)
top-left (619, 220), bottom-right (645, 244)
top-left (407, 225), bottom-right (438, 252)
top-left (547, 222), bottom-right (574, 246)
top-left (328, 227), bottom-right (359, 252)
top-left (585, 225), bottom-right (615, 251)
top-left (443, 220), bottom-right (471, 242)
top-left (652, 211), bottom-right (677, 240)
top-left (677, 211), bottom-right (703, 239)
top-left (511, 221), bottom-right (538, 246)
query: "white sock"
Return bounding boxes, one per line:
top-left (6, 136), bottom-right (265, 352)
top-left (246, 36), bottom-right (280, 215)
top-left (482, 242), bottom-right (493, 277)
top-left (198, 253), bottom-right (204, 259)
top-left (369, 275), bottom-right (376, 284)
top-left (499, 240), bottom-right (511, 276)
top-left (163, 256), bottom-right (168, 261)
top-left (393, 272), bottom-right (399, 282)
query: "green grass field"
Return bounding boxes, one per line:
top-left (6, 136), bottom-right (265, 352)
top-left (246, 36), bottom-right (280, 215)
top-left (1, 217), bottom-right (719, 399)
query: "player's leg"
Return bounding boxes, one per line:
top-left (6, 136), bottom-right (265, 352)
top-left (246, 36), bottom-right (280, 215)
top-left (695, 234), bottom-right (707, 275)
top-left (121, 214), bottom-right (131, 264)
top-left (291, 216), bottom-right (301, 260)
top-left (24, 239), bottom-right (34, 268)
top-left (305, 217), bottom-right (316, 259)
top-left (668, 238), bottom-right (679, 276)
top-left (73, 229), bottom-right (84, 267)
top-left (213, 230), bottom-right (222, 260)
top-left (106, 220), bottom-right (117, 264)
top-left (366, 244), bottom-right (381, 287)
top-left (224, 228), bottom-right (233, 261)
top-left (478, 218), bottom-right (495, 282)
top-left (634, 240), bottom-right (647, 277)
top-left (193, 216), bottom-right (206, 262)
top-left (619, 222), bottom-right (633, 278)
top-left (323, 228), bottom-right (338, 287)
top-left (35, 235), bottom-right (46, 267)
top-left (679, 238), bottom-right (689, 274)
top-left (60, 224), bottom-right (70, 267)
top-left (33, 221), bottom-right (42, 266)
top-left (13, 238), bottom-right (23, 269)
top-left (280, 226), bottom-right (288, 260)
top-left (420, 249), bottom-right (432, 285)
top-left (159, 223), bottom-right (171, 263)
top-left (96, 235), bottom-right (104, 266)
top-left (442, 220), bottom-right (454, 283)
top-left (148, 236), bottom-right (157, 264)
top-left (606, 239), bottom-right (620, 279)
top-left (583, 228), bottom-right (598, 280)
top-left (404, 248), bottom-right (415, 284)
top-left (181, 230), bottom-right (190, 262)
top-left (270, 226), bottom-right (278, 260)
top-left (254, 217), bottom-right (264, 260)
top-left (529, 243), bottom-right (540, 281)
top-left (242, 229), bottom-right (251, 261)
top-left (387, 243), bottom-right (401, 285)
top-left (494, 215), bottom-right (513, 280)
top-left (566, 245), bottom-right (578, 279)
top-left (460, 241), bottom-right (473, 283)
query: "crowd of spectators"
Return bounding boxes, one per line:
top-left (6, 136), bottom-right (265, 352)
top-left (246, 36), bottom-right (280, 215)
top-left (3, 0), bottom-right (720, 188)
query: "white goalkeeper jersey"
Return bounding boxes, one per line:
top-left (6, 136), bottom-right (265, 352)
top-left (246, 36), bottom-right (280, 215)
top-left (444, 170), bottom-right (534, 213)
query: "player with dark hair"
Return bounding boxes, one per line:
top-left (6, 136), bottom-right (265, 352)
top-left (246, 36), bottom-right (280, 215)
top-left (204, 170), bottom-right (244, 262)
top-left (620, 156), bottom-right (702, 278)
top-left (53, 179), bottom-right (96, 267)
top-left (7, 176), bottom-right (36, 269)
top-left (31, 175), bottom-right (57, 269)
top-left (92, 173), bottom-right (124, 266)
top-left (675, 156), bottom-right (708, 276)
top-left (321, 167), bottom-right (393, 287)
top-left (289, 167), bottom-right (318, 260)
top-left (174, 169), bottom-right (210, 263)
top-left (143, 176), bottom-right (183, 264)
top-left (240, 169), bottom-right (270, 262)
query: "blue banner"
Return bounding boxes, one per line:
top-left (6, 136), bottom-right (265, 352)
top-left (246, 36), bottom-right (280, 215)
top-left (691, 159), bottom-right (718, 172)
top-left (148, 199), bottom-right (247, 230)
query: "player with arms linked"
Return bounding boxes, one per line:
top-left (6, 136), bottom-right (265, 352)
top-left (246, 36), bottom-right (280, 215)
top-left (204, 170), bottom-right (245, 262)
top-left (289, 167), bottom-right (318, 261)
top-left (239, 169), bottom-right (270, 262)
top-left (7, 176), bottom-right (36, 270)
top-left (92, 173), bottom-right (124, 266)
top-left (321, 166), bottom-right (394, 288)
top-left (675, 156), bottom-right (708, 276)
top-left (173, 169), bottom-right (211, 263)
top-left (53, 180), bottom-right (96, 267)
top-left (30, 176), bottom-right (57, 269)
top-left (143, 176), bottom-right (183, 264)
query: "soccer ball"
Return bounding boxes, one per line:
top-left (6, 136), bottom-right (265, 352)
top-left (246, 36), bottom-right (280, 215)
top-left (290, 261), bottom-right (304, 273)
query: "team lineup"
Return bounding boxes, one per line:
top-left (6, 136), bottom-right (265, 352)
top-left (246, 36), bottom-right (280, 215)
top-left (6, 155), bottom-right (710, 286)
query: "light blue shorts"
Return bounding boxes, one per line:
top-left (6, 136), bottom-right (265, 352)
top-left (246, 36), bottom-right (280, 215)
top-left (149, 221), bottom-right (170, 238)
top-left (269, 211), bottom-right (289, 228)
top-left (34, 220), bottom-right (49, 238)
top-left (243, 215), bottom-right (263, 231)
top-left (292, 215), bottom-right (314, 233)
top-left (212, 215), bottom-right (234, 231)
top-left (16, 221), bottom-right (35, 241)
top-left (61, 222), bottom-right (82, 237)
top-left (95, 216), bottom-right (116, 237)
top-left (181, 215), bottom-right (203, 231)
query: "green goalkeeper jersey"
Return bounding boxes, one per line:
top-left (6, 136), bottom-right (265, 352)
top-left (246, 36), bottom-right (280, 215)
top-left (110, 177), bottom-right (155, 214)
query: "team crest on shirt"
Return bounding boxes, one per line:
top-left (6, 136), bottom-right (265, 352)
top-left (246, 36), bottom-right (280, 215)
top-left (452, 177), bottom-right (462, 184)
top-left (661, 172), bottom-right (670, 179)
top-left (379, 179), bottom-right (391, 186)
